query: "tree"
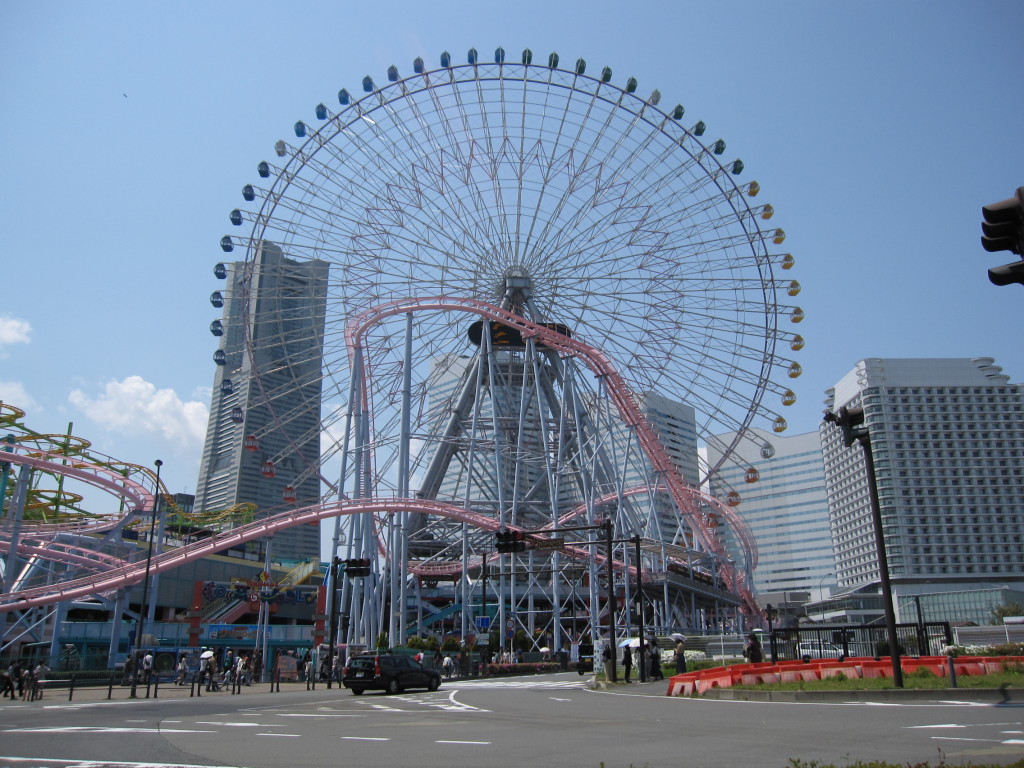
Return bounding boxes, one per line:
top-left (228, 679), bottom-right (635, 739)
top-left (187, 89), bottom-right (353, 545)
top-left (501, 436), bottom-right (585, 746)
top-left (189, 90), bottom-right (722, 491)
top-left (991, 602), bottom-right (1024, 625)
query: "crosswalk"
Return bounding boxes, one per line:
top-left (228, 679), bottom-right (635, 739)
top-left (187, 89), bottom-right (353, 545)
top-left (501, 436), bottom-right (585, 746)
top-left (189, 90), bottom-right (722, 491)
top-left (446, 677), bottom-right (588, 690)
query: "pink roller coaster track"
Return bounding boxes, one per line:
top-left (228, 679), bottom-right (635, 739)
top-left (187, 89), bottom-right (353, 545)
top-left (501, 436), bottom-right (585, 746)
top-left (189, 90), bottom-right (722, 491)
top-left (1, 297), bottom-right (759, 615)
top-left (347, 297), bottom-right (757, 613)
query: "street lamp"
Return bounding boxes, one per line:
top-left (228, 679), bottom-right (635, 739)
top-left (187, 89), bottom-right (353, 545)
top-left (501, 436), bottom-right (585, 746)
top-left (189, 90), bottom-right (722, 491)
top-left (137, 459), bottom-right (162, 648)
top-left (823, 407), bottom-right (904, 687)
top-left (764, 603), bottom-right (778, 663)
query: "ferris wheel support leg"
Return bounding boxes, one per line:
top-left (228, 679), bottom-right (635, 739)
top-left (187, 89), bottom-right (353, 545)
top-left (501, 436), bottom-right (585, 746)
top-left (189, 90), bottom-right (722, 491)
top-left (2, 464), bottom-right (31, 595)
top-left (391, 312), bottom-right (414, 649)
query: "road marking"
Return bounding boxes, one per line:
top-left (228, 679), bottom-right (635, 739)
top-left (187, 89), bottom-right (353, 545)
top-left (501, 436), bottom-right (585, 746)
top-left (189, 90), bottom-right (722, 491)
top-left (0, 758), bottom-right (244, 768)
top-left (341, 736), bottom-right (389, 741)
top-left (2, 727), bottom-right (216, 734)
top-left (907, 724), bottom-right (966, 728)
top-left (194, 721), bottom-right (281, 727)
top-left (277, 713), bottom-right (364, 718)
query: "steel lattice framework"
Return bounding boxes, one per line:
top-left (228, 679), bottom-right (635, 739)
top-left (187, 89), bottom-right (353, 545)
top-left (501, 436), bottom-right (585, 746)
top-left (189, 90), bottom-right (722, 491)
top-left (213, 48), bottom-right (803, 650)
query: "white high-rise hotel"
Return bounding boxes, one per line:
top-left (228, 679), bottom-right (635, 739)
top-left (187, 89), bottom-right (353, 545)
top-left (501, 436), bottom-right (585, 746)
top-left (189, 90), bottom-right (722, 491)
top-left (707, 428), bottom-right (836, 604)
top-left (820, 357), bottom-right (1024, 621)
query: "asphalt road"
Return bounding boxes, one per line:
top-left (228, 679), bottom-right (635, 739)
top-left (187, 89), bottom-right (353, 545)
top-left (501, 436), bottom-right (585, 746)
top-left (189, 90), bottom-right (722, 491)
top-left (1, 674), bottom-right (1022, 768)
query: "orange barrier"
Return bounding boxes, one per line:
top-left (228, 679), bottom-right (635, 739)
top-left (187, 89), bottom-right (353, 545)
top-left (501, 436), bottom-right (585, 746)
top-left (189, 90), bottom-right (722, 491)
top-left (665, 656), bottom-right (1024, 696)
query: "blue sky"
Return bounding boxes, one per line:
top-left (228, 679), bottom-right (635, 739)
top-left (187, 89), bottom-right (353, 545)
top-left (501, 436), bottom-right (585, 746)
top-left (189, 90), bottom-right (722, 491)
top-left (2, 1), bottom-right (1023, 529)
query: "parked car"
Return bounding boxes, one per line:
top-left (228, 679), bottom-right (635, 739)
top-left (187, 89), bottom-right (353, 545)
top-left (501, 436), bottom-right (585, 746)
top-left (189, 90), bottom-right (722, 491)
top-left (797, 640), bottom-right (843, 659)
top-left (342, 653), bottom-right (441, 695)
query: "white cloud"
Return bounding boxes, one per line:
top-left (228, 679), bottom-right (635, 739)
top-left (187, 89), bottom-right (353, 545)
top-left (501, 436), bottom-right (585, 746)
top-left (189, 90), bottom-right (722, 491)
top-left (69, 375), bottom-right (209, 452)
top-left (0, 380), bottom-right (38, 412)
top-left (0, 315), bottom-right (31, 357)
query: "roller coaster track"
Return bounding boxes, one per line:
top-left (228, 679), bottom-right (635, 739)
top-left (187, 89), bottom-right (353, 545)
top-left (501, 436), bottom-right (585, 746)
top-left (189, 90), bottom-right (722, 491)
top-left (347, 297), bottom-right (758, 613)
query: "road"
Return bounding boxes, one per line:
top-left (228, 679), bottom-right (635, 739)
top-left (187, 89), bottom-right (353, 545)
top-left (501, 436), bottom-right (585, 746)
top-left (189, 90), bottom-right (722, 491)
top-left (1, 674), bottom-right (1022, 767)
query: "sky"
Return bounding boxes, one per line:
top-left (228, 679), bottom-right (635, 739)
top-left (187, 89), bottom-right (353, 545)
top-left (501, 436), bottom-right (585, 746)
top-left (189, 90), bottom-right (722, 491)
top-left (2, 1), bottom-right (1023, 556)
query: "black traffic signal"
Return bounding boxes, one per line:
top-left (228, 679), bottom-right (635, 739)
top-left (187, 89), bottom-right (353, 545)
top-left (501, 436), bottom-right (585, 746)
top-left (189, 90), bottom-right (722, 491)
top-left (981, 187), bottom-right (1024, 286)
top-left (495, 529), bottom-right (527, 553)
top-left (344, 558), bottom-right (372, 577)
top-left (823, 405), bottom-right (868, 448)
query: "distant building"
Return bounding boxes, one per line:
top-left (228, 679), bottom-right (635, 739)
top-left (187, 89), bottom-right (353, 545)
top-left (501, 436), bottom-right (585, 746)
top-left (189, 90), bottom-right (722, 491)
top-left (707, 427), bottom-right (837, 613)
top-left (819, 357), bottom-right (1024, 623)
top-left (195, 242), bottom-right (328, 562)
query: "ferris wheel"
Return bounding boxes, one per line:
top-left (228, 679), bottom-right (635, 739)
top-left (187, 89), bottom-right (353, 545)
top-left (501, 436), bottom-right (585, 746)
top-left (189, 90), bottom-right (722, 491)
top-left (218, 48), bottom-right (802, 638)
top-left (222, 46), bottom-right (802, 484)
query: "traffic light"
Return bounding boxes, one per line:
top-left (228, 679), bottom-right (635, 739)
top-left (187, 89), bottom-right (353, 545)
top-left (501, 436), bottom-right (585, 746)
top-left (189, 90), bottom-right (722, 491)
top-left (344, 558), bottom-right (372, 577)
top-left (823, 405), bottom-right (868, 448)
top-left (494, 529), bottom-right (527, 553)
top-left (981, 187), bottom-right (1024, 286)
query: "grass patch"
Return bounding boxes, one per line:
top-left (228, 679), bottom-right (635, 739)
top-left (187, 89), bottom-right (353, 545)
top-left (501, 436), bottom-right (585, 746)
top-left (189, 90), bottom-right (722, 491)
top-left (788, 761), bottom-right (1024, 768)
top-left (731, 669), bottom-right (1023, 692)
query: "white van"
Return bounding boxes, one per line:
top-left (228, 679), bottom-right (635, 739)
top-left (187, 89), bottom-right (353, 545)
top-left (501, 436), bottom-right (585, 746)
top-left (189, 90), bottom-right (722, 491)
top-left (797, 640), bottom-right (843, 659)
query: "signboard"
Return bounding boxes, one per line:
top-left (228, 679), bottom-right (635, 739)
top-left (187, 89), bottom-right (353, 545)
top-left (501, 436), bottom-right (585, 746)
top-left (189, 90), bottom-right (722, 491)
top-left (531, 538), bottom-right (565, 551)
top-left (475, 616), bottom-right (491, 631)
top-left (207, 624), bottom-right (271, 642)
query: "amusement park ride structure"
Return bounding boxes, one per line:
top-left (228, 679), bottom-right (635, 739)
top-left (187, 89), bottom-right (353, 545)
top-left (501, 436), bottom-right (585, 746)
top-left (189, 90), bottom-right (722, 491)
top-left (1, 48), bottom-right (805, 658)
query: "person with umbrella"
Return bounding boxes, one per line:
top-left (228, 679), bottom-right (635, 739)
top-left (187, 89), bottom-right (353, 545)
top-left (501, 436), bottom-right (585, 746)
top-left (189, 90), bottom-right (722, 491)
top-left (622, 645), bottom-right (633, 683)
top-left (199, 648), bottom-right (214, 689)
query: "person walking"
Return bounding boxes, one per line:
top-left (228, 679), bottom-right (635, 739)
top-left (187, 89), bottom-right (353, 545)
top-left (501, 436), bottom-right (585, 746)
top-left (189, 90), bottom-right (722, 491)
top-left (622, 646), bottom-right (633, 683)
top-left (32, 661), bottom-right (49, 700)
top-left (648, 637), bottom-right (663, 681)
top-left (674, 636), bottom-right (688, 674)
top-left (601, 643), bottom-right (613, 679)
top-left (141, 651), bottom-right (154, 685)
top-left (744, 633), bottom-right (764, 663)
top-left (174, 654), bottom-right (187, 686)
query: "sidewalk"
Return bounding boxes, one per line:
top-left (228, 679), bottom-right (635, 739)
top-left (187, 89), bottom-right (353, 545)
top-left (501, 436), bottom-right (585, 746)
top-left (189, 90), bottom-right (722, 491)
top-left (4, 678), bottom-right (340, 705)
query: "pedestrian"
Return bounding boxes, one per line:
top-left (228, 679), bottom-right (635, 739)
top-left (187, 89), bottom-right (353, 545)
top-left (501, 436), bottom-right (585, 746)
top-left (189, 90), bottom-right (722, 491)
top-left (648, 638), bottom-right (662, 681)
top-left (33, 661), bottom-right (49, 700)
top-left (0, 669), bottom-right (14, 699)
top-left (744, 633), bottom-right (764, 663)
top-left (141, 651), bottom-right (154, 685)
top-left (622, 646), bottom-right (633, 683)
top-left (601, 643), bottom-right (613, 679)
top-left (674, 636), bottom-right (687, 674)
top-left (442, 655), bottom-right (453, 678)
top-left (122, 654), bottom-right (135, 686)
top-left (20, 665), bottom-right (35, 701)
top-left (175, 654), bottom-right (188, 686)
top-left (6, 661), bottom-right (22, 698)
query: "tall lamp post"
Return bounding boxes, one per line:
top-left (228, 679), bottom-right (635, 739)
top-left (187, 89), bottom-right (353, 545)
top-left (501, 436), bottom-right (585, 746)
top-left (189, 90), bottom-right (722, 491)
top-left (764, 603), bottom-right (778, 663)
top-left (137, 459), bottom-right (163, 648)
top-left (824, 407), bottom-right (903, 687)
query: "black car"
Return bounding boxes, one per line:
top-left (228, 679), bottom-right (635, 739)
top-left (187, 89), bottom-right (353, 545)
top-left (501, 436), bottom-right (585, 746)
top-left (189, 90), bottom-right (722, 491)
top-left (342, 653), bottom-right (441, 695)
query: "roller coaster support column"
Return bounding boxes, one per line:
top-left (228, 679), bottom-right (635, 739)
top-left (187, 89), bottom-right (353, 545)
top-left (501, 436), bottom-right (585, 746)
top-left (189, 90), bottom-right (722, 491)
top-left (2, 463), bottom-right (30, 595)
top-left (604, 518), bottom-right (616, 682)
top-left (137, 460), bottom-right (162, 645)
top-left (634, 535), bottom-right (646, 683)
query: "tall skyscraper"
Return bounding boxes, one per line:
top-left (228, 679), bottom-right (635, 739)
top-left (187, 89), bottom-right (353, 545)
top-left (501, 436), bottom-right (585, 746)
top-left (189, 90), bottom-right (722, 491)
top-left (707, 428), bottom-right (837, 604)
top-left (196, 242), bottom-right (328, 562)
top-left (820, 357), bottom-right (1024, 620)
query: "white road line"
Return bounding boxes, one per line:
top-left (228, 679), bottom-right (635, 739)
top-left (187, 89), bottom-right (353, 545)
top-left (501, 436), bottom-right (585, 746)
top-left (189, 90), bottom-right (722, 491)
top-left (341, 736), bottom-right (389, 741)
top-left (277, 713), bottom-right (364, 718)
top-left (2, 727), bottom-right (216, 734)
top-left (194, 721), bottom-right (282, 727)
top-left (0, 758), bottom-right (245, 768)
